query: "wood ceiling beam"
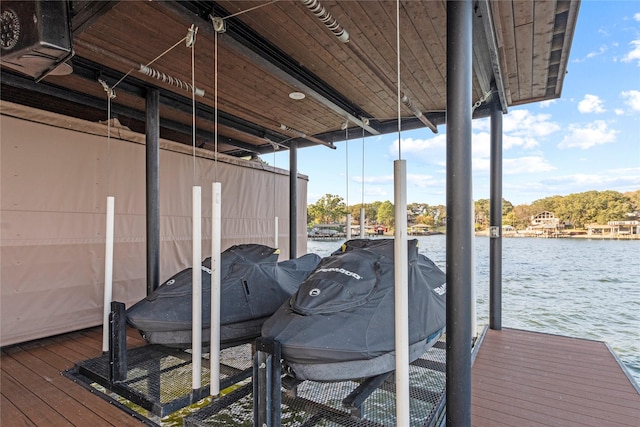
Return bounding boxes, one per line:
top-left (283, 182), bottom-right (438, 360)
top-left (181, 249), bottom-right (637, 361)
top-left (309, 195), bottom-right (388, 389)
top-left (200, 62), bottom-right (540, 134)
top-left (71, 1), bottom-right (120, 35)
top-left (71, 57), bottom-right (293, 150)
top-left (1, 68), bottom-right (276, 155)
top-left (477, 0), bottom-right (509, 113)
top-left (158, 1), bottom-right (380, 137)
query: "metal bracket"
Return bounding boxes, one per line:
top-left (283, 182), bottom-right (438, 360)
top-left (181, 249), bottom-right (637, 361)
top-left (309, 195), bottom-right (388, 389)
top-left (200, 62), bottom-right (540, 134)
top-left (186, 24), bottom-right (198, 47)
top-left (98, 78), bottom-right (116, 99)
top-left (342, 371), bottom-right (393, 418)
top-left (211, 16), bottom-right (226, 33)
top-left (490, 226), bottom-right (500, 238)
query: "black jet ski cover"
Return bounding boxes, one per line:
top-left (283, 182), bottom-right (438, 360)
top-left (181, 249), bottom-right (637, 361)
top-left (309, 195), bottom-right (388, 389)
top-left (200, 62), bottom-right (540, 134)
top-left (126, 244), bottom-right (321, 348)
top-left (261, 238), bottom-right (446, 381)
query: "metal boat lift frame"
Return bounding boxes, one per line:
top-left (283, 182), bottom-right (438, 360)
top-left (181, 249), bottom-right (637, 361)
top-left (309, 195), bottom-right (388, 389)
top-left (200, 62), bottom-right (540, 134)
top-left (65, 302), bottom-right (253, 418)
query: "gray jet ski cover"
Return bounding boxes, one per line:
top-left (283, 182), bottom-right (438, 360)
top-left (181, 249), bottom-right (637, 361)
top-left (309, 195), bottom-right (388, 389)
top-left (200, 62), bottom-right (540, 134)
top-left (126, 244), bottom-right (321, 346)
top-left (261, 238), bottom-right (446, 368)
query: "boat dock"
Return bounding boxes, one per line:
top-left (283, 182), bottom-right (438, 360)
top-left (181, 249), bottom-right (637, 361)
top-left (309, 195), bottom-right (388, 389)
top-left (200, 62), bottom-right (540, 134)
top-left (2, 326), bottom-right (638, 426)
top-left (472, 328), bottom-right (640, 427)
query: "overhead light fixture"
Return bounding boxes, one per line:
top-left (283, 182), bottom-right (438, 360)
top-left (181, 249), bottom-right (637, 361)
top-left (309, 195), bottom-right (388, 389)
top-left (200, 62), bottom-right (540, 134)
top-left (289, 91), bottom-right (306, 100)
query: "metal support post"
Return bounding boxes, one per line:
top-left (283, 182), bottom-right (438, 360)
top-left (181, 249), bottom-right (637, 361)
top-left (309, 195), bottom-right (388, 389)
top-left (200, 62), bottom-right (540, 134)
top-left (489, 103), bottom-right (503, 330)
top-left (289, 141), bottom-right (298, 259)
top-left (253, 338), bottom-right (282, 427)
top-left (108, 301), bottom-right (127, 383)
top-left (446, 0), bottom-right (473, 425)
top-left (146, 88), bottom-right (160, 295)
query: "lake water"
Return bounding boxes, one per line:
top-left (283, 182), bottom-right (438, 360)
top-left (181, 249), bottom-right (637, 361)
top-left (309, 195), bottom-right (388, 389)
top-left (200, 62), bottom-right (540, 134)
top-left (308, 235), bottom-right (640, 385)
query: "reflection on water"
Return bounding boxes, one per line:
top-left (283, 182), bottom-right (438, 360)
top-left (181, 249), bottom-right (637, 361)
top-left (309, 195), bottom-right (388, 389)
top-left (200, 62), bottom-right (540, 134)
top-left (307, 235), bottom-right (640, 384)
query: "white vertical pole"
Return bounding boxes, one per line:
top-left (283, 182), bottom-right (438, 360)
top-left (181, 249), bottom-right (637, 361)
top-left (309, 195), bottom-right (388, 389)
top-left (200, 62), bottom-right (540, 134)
top-left (102, 196), bottom-right (115, 353)
top-left (471, 206), bottom-right (477, 339)
top-left (192, 186), bottom-right (202, 390)
top-left (210, 182), bottom-right (222, 396)
top-left (274, 216), bottom-right (279, 248)
top-left (346, 213), bottom-right (352, 240)
top-left (360, 207), bottom-right (366, 238)
top-left (393, 160), bottom-right (410, 425)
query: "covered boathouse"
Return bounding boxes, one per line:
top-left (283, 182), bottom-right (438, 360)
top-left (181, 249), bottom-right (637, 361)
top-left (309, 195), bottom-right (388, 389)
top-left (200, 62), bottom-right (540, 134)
top-left (2, 0), bottom-right (638, 426)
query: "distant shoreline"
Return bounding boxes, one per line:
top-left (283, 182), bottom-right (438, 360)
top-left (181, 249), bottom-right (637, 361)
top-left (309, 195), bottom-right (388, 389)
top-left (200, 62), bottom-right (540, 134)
top-left (474, 230), bottom-right (640, 240)
top-left (312, 230), bottom-right (639, 240)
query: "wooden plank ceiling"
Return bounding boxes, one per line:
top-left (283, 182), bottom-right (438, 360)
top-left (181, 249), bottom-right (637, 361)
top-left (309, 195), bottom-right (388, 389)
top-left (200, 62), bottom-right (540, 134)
top-left (0, 0), bottom-right (580, 158)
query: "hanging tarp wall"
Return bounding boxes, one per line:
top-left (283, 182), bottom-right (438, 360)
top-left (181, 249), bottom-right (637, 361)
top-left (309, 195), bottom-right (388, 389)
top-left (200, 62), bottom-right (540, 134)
top-left (0, 102), bottom-right (308, 346)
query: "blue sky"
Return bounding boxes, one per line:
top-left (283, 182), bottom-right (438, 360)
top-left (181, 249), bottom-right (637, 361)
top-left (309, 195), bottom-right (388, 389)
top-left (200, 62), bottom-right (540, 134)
top-left (266, 1), bottom-right (640, 207)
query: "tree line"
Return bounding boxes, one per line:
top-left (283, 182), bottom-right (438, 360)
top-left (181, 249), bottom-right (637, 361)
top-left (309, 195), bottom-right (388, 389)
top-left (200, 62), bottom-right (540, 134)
top-left (307, 190), bottom-right (640, 231)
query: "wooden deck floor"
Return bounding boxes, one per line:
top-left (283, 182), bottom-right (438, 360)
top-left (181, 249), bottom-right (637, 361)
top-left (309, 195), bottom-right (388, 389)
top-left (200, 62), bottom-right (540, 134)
top-left (2, 326), bottom-right (639, 426)
top-left (1, 327), bottom-right (147, 426)
top-left (472, 328), bottom-right (640, 427)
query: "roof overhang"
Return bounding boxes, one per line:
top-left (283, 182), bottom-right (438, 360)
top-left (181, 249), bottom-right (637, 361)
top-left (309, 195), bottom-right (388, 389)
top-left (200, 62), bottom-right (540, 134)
top-left (1, 0), bottom-right (580, 157)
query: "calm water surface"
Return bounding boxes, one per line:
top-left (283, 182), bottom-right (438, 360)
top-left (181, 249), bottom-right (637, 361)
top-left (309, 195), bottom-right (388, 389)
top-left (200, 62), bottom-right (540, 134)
top-left (308, 235), bottom-right (640, 384)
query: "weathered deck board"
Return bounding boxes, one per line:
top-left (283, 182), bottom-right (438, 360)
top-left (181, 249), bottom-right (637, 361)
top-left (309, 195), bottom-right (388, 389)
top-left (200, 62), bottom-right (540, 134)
top-left (1, 392), bottom-right (37, 426)
top-left (472, 328), bottom-right (640, 427)
top-left (1, 327), bottom-right (147, 427)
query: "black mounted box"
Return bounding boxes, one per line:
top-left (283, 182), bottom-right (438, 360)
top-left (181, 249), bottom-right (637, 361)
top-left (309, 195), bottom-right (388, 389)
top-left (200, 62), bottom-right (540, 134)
top-left (1, 0), bottom-right (73, 81)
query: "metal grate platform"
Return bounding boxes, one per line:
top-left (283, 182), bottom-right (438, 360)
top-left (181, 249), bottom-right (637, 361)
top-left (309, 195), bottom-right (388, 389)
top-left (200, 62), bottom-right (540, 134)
top-left (184, 338), bottom-right (447, 427)
top-left (67, 343), bottom-right (253, 418)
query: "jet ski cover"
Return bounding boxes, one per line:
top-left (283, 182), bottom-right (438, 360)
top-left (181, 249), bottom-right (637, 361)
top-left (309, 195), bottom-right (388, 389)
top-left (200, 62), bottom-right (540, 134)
top-left (127, 244), bottom-right (321, 348)
top-left (261, 238), bottom-right (446, 380)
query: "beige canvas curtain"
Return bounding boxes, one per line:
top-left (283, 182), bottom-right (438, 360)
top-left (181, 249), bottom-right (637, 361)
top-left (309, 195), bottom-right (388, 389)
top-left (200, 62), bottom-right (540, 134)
top-left (0, 102), bottom-right (308, 346)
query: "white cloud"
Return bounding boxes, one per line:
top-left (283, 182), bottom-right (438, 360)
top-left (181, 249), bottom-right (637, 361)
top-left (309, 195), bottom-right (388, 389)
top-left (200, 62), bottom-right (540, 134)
top-left (634, 13), bottom-right (640, 22)
top-left (393, 135), bottom-right (447, 154)
top-left (364, 186), bottom-right (390, 200)
top-left (407, 173), bottom-right (441, 188)
top-left (503, 134), bottom-right (539, 150)
top-left (587, 45), bottom-right (607, 59)
top-left (578, 94), bottom-right (606, 113)
top-left (621, 90), bottom-right (640, 111)
top-left (359, 174), bottom-right (394, 185)
top-left (558, 121), bottom-right (618, 149)
top-left (502, 109), bottom-right (560, 137)
top-left (541, 169), bottom-right (640, 192)
top-left (475, 109), bottom-right (560, 139)
top-left (614, 108), bottom-right (625, 115)
top-left (504, 156), bottom-right (556, 174)
top-left (539, 100), bottom-right (556, 108)
top-left (573, 45), bottom-right (607, 62)
top-left (352, 175), bottom-right (393, 201)
top-left (622, 40), bottom-right (640, 66)
top-left (471, 132), bottom-right (491, 158)
top-left (388, 135), bottom-right (447, 164)
top-left (471, 140), bottom-right (551, 174)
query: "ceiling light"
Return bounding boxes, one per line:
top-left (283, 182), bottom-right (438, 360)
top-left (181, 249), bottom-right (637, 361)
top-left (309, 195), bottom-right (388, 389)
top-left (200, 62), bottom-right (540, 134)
top-left (289, 91), bottom-right (305, 100)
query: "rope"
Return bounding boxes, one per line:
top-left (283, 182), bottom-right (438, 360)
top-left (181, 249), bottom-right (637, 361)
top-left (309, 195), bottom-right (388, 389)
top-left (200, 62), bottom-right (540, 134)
top-left (138, 65), bottom-right (205, 97)
top-left (345, 122), bottom-right (349, 212)
top-left (191, 28), bottom-right (197, 185)
top-left (396, 0), bottom-right (402, 159)
top-left (224, 0), bottom-right (279, 19)
top-left (113, 35), bottom-right (188, 90)
top-left (98, 78), bottom-right (116, 196)
top-left (362, 126), bottom-right (365, 206)
top-left (280, 124), bottom-right (306, 138)
top-left (301, 0), bottom-right (349, 43)
top-left (214, 30), bottom-right (219, 181)
top-left (273, 148), bottom-right (277, 239)
top-left (107, 97), bottom-right (112, 196)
